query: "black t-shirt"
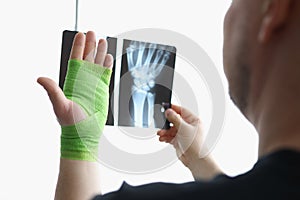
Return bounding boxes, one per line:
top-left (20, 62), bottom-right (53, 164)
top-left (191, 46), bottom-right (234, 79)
top-left (93, 150), bottom-right (300, 200)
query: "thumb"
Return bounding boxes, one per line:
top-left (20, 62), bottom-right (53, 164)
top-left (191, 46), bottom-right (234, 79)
top-left (37, 77), bottom-right (68, 112)
top-left (166, 108), bottom-right (196, 154)
top-left (165, 109), bottom-right (182, 129)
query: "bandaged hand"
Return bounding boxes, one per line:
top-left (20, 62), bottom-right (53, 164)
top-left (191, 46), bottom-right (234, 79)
top-left (38, 32), bottom-right (113, 161)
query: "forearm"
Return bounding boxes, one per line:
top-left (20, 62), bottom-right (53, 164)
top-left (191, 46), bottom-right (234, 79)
top-left (187, 155), bottom-right (223, 181)
top-left (55, 159), bottom-right (101, 200)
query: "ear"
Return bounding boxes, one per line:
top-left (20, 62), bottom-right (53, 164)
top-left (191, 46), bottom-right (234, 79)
top-left (258, 0), bottom-right (293, 43)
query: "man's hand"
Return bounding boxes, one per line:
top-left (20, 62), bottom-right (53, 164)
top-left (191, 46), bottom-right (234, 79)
top-left (37, 31), bottom-right (113, 126)
top-left (157, 105), bottom-right (223, 180)
top-left (38, 31), bottom-right (113, 200)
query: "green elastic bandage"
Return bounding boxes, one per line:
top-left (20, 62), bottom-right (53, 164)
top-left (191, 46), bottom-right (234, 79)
top-left (61, 59), bottom-right (112, 161)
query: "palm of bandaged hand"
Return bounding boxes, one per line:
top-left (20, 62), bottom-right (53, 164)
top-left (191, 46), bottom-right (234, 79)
top-left (37, 77), bottom-right (87, 126)
top-left (38, 59), bottom-right (112, 161)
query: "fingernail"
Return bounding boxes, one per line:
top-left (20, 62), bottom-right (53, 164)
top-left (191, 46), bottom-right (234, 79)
top-left (165, 109), bottom-right (172, 117)
top-left (98, 39), bottom-right (105, 44)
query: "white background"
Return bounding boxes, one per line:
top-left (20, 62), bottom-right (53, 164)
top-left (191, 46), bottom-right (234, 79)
top-left (0, 0), bottom-right (258, 199)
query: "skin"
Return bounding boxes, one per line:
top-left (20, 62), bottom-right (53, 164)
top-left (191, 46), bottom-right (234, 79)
top-left (38, 0), bottom-right (300, 199)
top-left (38, 31), bottom-right (113, 200)
top-left (157, 105), bottom-right (222, 180)
top-left (223, 0), bottom-right (300, 156)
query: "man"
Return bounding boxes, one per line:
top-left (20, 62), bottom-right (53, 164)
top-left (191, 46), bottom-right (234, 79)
top-left (38, 0), bottom-right (300, 199)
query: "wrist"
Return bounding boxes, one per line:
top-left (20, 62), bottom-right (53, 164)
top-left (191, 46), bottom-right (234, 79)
top-left (187, 155), bottom-right (222, 181)
top-left (61, 113), bottom-right (103, 162)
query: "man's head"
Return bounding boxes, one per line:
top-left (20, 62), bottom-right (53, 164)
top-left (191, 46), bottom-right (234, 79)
top-left (223, 0), bottom-right (300, 124)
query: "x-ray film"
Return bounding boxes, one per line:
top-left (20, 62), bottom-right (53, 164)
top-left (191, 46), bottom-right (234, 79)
top-left (59, 30), bottom-right (176, 129)
top-left (118, 39), bottom-right (176, 129)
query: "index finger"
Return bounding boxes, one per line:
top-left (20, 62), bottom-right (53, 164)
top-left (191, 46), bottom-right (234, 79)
top-left (171, 104), bottom-right (199, 124)
top-left (171, 104), bottom-right (183, 115)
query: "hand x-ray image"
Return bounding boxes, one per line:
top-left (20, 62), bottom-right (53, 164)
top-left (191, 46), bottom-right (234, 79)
top-left (118, 39), bottom-right (176, 129)
top-left (59, 31), bottom-right (176, 129)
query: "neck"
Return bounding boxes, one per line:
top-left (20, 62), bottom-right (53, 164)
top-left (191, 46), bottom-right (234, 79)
top-left (251, 62), bottom-right (300, 158)
top-left (246, 14), bottom-right (300, 157)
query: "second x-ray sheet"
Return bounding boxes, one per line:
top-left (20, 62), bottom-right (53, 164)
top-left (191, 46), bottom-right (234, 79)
top-left (118, 39), bottom-right (176, 129)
